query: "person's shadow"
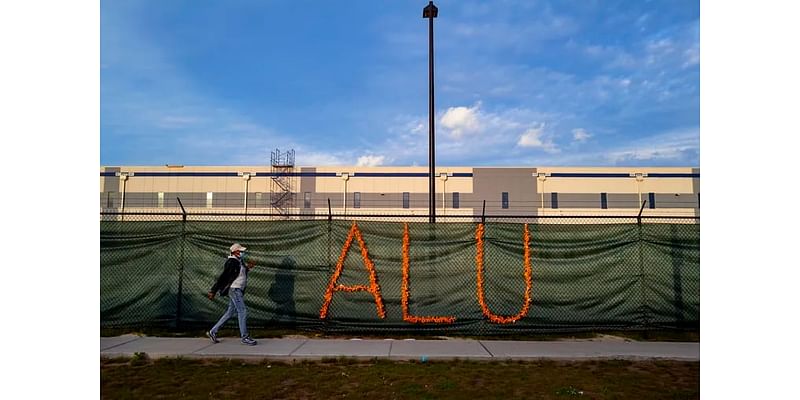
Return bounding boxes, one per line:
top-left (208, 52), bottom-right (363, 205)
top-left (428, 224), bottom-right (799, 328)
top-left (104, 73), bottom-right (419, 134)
top-left (268, 256), bottom-right (297, 328)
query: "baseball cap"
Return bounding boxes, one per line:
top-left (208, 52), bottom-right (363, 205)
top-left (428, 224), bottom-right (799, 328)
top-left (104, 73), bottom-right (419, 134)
top-left (230, 243), bottom-right (247, 253)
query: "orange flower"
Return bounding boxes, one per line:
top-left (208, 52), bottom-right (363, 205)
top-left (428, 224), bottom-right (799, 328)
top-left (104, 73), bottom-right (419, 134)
top-left (475, 223), bottom-right (532, 324)
top-left (319, 221), bottom-right (386, 319)
top-left (401, 223), bottom-right (456, 324)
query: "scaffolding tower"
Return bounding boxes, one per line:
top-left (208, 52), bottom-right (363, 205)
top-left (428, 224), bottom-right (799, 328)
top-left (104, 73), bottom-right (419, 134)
top-left (270, 149), bottom-right (296, 217)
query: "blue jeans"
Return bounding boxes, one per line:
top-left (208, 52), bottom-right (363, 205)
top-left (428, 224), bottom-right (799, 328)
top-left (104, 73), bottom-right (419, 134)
top-left (210, 288), bottom-right (248, 338)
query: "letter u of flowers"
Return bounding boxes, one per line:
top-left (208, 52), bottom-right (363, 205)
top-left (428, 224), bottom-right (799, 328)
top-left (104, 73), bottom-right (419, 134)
top-left (475, 223), bottom-right (532, 324)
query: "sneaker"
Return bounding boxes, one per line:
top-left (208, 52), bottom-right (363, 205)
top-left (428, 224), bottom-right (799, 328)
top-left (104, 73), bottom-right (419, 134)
top-left (206, 331), bottom-right (219, 344)
top-left (241, 336), bottom-right (257, 346)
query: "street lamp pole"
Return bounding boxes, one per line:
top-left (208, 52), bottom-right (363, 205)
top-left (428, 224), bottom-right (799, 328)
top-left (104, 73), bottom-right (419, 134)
top-left (423, 1), bottom-right (438, 223)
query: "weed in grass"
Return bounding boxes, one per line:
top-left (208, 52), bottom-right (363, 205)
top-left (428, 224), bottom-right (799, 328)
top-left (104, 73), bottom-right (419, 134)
top-left (320, 356), bottom-right (353, 364)
top-left (555, 386), bottom-right (584, 396)
top-left (129, 352), bottom-right (149, 366)
top-left (401, 382), bottom-right (427, 397)
top-left (101, 357), bottom-right (129, 366)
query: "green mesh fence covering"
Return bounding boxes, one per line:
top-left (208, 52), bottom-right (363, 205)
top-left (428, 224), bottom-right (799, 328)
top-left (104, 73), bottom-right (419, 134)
top-left (100, 216), bottom-right (699, 334)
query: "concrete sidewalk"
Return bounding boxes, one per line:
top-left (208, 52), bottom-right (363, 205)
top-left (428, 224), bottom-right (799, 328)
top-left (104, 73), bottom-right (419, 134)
top-left (101, 335), bottom-right (699, 362)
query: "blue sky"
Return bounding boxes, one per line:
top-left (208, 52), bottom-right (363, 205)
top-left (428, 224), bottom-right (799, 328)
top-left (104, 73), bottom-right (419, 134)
top-left (101, 0), bottom-right (699, 167)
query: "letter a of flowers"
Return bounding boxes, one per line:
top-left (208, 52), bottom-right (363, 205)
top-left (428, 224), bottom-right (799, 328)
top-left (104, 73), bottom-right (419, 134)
top-left (475, 223), bottom-right (533, 324)
top-left (401, 223), bottom-right (456, 324)
top-left (319, 221), bottom-right (386, 319)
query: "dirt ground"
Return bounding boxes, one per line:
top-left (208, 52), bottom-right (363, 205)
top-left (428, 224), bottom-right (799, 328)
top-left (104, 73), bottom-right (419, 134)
top-left (101, 356), bottom-right (699, 399)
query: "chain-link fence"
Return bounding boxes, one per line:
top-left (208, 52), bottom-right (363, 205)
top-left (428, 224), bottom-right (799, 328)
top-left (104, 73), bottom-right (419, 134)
top-left (100, 211), bottom-right (699, 335)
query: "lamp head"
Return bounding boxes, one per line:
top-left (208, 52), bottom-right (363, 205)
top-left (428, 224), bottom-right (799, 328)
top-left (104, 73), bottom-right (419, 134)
top-left (423, 1), bottom-right (438, 18)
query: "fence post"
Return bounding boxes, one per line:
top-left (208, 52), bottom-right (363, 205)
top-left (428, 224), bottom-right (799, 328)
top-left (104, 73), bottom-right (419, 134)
top-left (325, 198), bottom-right (332, 333)
top-left (637, 200), bottom-right (647, 225)
top-left (176, 197), bottom-right (187, 329)
top-left (327, 198), bottom-right (332, 269)
top-left (637, 200), bottom-right (648, 332)
top-left (428, 213), bottom-right (437, 273)
top-left (481, 200), bottom-right (486, 224)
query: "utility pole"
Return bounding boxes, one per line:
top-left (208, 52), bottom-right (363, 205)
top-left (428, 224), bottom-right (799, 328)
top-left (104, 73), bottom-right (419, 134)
top-left (423, 1), bottom-right (438, 223)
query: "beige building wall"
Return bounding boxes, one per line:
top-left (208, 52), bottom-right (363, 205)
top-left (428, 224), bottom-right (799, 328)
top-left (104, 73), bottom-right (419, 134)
top-left (100, 165), bottom-right (699, 219)
top-left (536, 167), bottom-right (696, 193)
top-left (311, 167), bottom-right (473, 193)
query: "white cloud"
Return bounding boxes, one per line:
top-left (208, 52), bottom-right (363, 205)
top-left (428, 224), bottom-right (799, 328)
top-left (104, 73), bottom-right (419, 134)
top-left (356, 155), bottom-right (386, 166)
top-left (606, 127), bottom-right (699, 163)
top-left (635, 13), bottom-right (650, 29)
top-left (583, 44), bottom-right (638, 69)
top-left (376, 105), bottom-right (559, 165)
top-left (517, 125), bottom-right (559, 153)
top-left (440, 104), bottom-right (482, 138)
top-left (682, 21), bottom-right (700, 68)
top-left (445, 6), bottom-right (578, 54)
top-left (156, 115), bottom-right (203, 128)
top-left (580, 20), bottom-right (699, 78)
top-left (683, 43), bottom-right (699, 68)
top-left (299, 151), bottom-right (346, 166)
top-left (572, 128), bottom-right (592, 142)
top-left (646, 38), bottom-right (674, 52)
top-left (517, 127), bottom-right (544, 147)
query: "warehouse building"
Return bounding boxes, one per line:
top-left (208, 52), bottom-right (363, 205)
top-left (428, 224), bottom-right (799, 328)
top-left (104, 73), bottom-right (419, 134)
top-left (100, 160), bottom-right (699, 219)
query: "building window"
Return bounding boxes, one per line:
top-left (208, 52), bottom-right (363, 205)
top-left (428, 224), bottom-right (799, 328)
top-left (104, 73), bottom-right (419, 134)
top-left (403, 192), bottom-right (410, 209)
top-left (648, 192), bottom-right (656, 209)
top-left (600, 192), bottom-right (608, 209)
top-left (106, 192), bottom-right (115, 208)
top-left (206, 192), bottom-right (213, 208)
top-left (354, 192), bottom-right (361, 209)
top-left (255, 192), bottom-right (262, 208)
top-left (303, 192), bottom-right (311, 208)
top-left (452, 192), bottom-right (460, 209)
top-left (158, 192), bottom-right (164, 208)
top-left (502, 192), bottom-right (509, 209)
top-left (551, 192), bottom-right (559, 209)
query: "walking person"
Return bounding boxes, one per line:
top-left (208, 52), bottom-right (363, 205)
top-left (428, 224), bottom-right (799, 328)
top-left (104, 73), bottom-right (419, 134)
top-left (206, 243), bottom-right (257, 345)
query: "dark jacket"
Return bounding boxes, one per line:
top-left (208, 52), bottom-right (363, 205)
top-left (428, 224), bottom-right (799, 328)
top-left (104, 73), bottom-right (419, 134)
top-left (210, 256), bottom-right (243, 297)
